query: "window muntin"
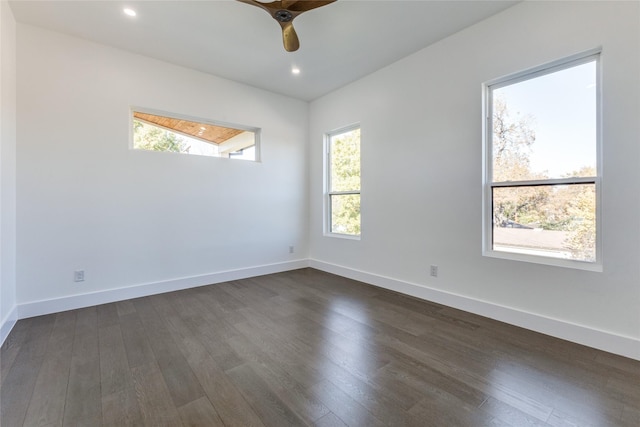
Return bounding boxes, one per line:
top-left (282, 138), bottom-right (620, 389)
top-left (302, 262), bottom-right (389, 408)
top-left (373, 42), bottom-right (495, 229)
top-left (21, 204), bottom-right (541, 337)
top-left (131, 109), bottom-right (259, 161)
top-left (326, 126), bottom-right (361, 237)
top-left (484, 52), bottom-right (600, 268)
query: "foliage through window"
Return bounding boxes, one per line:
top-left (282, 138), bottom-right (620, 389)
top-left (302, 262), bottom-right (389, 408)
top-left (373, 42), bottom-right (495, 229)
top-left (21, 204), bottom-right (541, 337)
top-left (326, 126), bottom-right (361, 237)
top-left (132, 110), bottom-right (258, 161)
top-left (484, 52), bottom-right (600, 267)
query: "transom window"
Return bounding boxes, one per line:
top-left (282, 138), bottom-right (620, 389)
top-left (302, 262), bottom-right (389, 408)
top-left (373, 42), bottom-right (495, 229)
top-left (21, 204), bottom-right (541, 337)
top-left (325, 125), bottom-right (361, 238)
top-left (483, 51), bottom-right (601, 270)
top-left (131, 109), bottom-right (259, 161)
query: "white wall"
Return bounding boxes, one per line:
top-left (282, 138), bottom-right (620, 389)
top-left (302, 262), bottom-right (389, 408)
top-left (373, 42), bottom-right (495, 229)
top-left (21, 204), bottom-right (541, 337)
top-left (7, 1), bottom-right (640, 359)
top-left (309, 1), bottom-right (640, 358)
top-left (16, 25), bottom-right (309, 314)
top-left (0, 0), bottom-right (17, 343)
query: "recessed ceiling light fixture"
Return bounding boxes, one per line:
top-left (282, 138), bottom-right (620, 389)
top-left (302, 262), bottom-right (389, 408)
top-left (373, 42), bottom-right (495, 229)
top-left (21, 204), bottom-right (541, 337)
top-left (291, 67), bottom-right (301, 75)
top-left (123, 8), bottom-right (137, 17)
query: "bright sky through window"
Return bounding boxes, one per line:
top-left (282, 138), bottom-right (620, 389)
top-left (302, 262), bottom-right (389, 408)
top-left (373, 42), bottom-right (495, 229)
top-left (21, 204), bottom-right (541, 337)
top-left (493, 62), bottom-right (596, 179)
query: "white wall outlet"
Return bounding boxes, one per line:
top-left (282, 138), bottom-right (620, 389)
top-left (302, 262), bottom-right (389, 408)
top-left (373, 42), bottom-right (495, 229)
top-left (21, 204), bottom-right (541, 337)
top-left (74, 270), bottom-right (85, 282)
top-left (289, 246), bottom-right (295, 254)
top-left (430, 265), bottom-right (438, 277)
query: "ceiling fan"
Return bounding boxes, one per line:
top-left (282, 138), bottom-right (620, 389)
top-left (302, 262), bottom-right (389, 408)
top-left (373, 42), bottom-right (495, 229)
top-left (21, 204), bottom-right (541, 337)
top-left (237, 0), bottom-right (337, 52)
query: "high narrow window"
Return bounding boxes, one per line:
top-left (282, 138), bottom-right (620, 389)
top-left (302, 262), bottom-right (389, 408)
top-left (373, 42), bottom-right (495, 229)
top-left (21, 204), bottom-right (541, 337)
top-left (483, 51), bottom-right (601, 269)
top-left (131, 109), bottom-right (259, 161)
top-left (326, 126), bottom-right (361, 237)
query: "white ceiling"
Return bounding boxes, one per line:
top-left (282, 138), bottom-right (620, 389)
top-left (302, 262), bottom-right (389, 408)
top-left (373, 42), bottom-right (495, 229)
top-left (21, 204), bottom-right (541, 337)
top-left (9, 0), bottom-right (518, 101)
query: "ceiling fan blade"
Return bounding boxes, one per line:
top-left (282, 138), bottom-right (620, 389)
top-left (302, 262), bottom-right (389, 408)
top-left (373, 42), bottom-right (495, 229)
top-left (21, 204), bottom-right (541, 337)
top-left (235, 0), bottom-right (264, 9)
top-left (236, 0), bottom-right (280, 16)
top-left (236, 0), bottom-right (336, 51)
top-left (236, 0), bottom-right (336, 17)
top-left (280, 21), bottom-right (300, 52)
top-left (286, 1), bottom-right (336, 13)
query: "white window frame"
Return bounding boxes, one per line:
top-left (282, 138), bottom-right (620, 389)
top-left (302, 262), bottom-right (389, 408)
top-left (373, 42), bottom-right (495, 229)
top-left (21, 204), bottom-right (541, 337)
top-left (324, 124), bottom-right (361, 240)
top-left (482, 50), bottom-right (602, 271)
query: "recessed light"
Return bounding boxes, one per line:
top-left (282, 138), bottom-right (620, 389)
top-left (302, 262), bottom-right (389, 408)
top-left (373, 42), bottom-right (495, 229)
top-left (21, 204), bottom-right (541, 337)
top-left (291, 67), bottom-right (301, 75)
top-left (123, 8), bottom-right (137, 17)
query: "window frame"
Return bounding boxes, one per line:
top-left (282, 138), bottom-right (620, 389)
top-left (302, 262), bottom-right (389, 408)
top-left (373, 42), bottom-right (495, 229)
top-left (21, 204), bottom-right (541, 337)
top-left (482, 50), bottom-right (602, 271)
top-left (324, 124), bottom-right (361, 240)
top-left (130, 106), bottom-right (261, 162)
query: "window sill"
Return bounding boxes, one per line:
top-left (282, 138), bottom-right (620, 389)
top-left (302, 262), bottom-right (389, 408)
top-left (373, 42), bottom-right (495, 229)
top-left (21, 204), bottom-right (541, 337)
top-left (324, 232), bottom-right (361, 241)
top-left (483, 249), bottom-right (603, 272)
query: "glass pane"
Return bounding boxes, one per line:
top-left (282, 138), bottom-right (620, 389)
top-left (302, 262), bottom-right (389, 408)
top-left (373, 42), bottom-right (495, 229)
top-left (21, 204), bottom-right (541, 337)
top-left (331, 194), bottom-right (361, 236)
top-left (132, 112), bottom-right (257, 161)
top-left (492, 60), bottom-right (596, 181)
top-left (492, 183), bottom-right (595, 262)
top-left (330, 128), bottom-right (361, 192)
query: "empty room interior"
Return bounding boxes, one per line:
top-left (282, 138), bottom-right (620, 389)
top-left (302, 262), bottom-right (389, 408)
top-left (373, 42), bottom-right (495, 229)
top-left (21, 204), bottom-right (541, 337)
top-left (1, 0), bottom-right (639, 426)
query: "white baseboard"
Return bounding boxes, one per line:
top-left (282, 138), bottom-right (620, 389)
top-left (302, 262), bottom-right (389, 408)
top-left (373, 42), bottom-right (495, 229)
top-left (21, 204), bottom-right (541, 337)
top-left (1, 305), bottom-right (18, 347)
top-left (8, 258), bottom-right (639, 361)
top-left (309, 259), bottom-right (640, 361)
top-left (17, 259), bottom-right (310, 320)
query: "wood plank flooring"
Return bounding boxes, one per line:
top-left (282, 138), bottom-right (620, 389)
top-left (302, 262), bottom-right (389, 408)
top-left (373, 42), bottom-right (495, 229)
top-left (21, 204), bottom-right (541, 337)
top-left (1, 268), bottom-right (639, 426)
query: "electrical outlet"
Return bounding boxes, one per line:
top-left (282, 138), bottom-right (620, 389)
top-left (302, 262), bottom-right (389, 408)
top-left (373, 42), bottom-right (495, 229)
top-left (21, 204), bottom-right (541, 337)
top-left (74, 270), bottom-right (85, 282)
top-left (289, 246), bottom-right (295, 254)
top-left (430, 265), bottom-right (438, 277)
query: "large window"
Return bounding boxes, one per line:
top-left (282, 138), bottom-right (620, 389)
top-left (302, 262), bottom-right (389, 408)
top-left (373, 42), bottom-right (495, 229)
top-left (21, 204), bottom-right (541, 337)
top-left (483, 51), bottom-right (601, 269)
top-left (326, 125), bottom-right (361, 237)
top-left (131, 109), bottom-right (259, 161)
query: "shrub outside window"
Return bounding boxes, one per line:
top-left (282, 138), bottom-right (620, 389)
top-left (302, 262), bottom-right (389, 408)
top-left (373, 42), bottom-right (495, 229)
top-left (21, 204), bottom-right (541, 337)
top-left (326, 126), bottom-right (361, 238)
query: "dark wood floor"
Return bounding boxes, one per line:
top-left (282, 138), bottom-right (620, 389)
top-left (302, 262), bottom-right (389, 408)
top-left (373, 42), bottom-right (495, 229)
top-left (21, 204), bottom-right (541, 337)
top-left (1, 268), bottom-right (639, 426)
